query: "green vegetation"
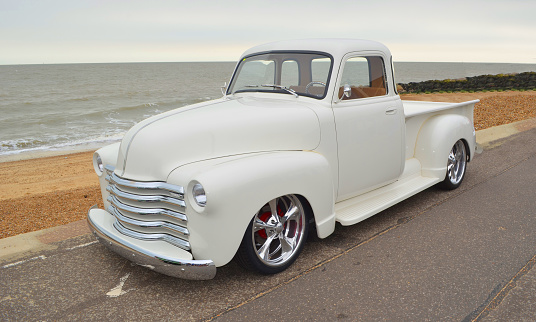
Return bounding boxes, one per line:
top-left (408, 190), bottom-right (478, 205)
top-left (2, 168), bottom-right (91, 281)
top-left (399, 72), bottom-right (536, 94)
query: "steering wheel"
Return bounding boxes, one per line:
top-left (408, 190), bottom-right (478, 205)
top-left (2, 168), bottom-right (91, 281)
top-left (305, 81), bottom-right (327, 96)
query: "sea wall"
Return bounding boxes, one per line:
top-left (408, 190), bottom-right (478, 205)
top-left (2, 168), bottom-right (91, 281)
top-left (399, 72), bottom-right (536, 93)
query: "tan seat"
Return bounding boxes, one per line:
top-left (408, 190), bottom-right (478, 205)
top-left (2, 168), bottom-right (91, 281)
top-left (338, 86), bottom-right (385, 100)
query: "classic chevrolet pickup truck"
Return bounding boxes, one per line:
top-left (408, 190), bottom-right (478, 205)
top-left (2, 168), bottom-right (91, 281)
top-left (88, 39), bottom-right (480, 280)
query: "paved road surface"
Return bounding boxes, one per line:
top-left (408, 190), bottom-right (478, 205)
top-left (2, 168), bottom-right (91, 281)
top-left (1, 126), bottom-right (535, 321)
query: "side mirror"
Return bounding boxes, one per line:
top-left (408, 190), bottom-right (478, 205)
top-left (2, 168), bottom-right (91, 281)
top-left (221, 82), bottom-right (227, 96)
top-left (337, 84), bottom-right (352, 103)
top-left (343, 84), bottom-right (352, 98)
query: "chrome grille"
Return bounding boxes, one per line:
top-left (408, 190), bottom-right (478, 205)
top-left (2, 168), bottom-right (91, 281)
top-left (104, 166), bottom-right (190, 251)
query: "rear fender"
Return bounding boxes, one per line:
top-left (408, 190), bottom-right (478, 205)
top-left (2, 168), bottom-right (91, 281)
top-left (414, 114), bottom-right (475, 179)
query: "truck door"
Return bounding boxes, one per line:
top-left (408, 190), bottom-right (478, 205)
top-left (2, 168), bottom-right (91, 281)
top-left (332, 54), bottom-right (404, 201)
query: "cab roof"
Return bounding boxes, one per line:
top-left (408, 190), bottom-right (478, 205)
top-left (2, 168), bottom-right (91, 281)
top-left (240, 39), bottom-right (392, 61)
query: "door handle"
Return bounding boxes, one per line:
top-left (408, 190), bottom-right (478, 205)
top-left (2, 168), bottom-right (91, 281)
top-left (385, 108), bottom-right (397, 115)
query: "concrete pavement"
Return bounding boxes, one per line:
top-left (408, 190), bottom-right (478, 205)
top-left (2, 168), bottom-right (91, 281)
top-left (1, 117), bottom-right (536, 321)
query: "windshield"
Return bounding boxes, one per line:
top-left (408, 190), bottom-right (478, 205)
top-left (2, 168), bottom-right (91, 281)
top-left (227, 52), bottom-right (333, 99)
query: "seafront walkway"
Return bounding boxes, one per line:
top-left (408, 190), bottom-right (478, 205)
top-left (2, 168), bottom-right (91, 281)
top-left (1, 118), bottom-right (536, 321)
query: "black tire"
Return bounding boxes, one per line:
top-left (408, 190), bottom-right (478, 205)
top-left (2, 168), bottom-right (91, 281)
top-left (235, 195), bottom-right (309, 274)
top-left (439, 140), bottom-right (467, 190)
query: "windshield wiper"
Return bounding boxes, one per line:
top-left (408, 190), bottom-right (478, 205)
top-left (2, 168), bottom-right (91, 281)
top-left (244, 84), bottom-right (298, 98)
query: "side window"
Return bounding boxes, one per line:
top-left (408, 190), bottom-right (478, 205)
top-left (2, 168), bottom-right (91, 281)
top-left (281, 60), bottom-right (299, 88)
top-left (340, 56), bottom-right (387, 100)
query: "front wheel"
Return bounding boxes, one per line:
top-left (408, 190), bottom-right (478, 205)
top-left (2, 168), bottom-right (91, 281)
top-left (235, 195), bottom-right (309, 274)
top-left (439, 140), bottom-right (467, 190)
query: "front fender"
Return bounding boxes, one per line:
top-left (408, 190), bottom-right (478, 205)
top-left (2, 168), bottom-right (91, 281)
top-left (167, 151), bottom-right (336, 267)
top-left (414, 114), bottom-right (475, 179)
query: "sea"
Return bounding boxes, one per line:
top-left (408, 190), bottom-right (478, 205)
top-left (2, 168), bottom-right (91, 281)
top-left (1, 61), bottom-right (536, 160)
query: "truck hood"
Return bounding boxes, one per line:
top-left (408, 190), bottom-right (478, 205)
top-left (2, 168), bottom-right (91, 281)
top-left (116, 96), bottom-right (321, 181)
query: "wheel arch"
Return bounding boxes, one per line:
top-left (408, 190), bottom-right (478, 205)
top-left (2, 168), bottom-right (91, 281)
top-left (296, 194), bottom-right (315, 224)
top-left (461, 138), bottom-right (471, 162)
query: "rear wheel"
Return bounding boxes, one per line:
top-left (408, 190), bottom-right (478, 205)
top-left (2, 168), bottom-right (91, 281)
top-left (235, 195), bottom-right (309, 274)
top-left (439, 140), bottom-right (467, 190)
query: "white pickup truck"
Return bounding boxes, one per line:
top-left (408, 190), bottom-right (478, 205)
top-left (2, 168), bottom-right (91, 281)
top-left (88, 39), bottom-right (480, 280)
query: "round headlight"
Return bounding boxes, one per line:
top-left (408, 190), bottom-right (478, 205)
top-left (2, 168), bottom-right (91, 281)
top-left (192, 183), bottom-right (207, 207)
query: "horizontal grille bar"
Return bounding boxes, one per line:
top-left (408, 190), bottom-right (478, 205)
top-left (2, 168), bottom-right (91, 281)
top-left (108, 205), bottom-right (189, 237)
top-left (107, 185), bottom-right (186, 208)
top-left (107, 195), bottom-right (187, 222)
top-left (113, 220), bottom-right (191, 251)
top-left (106, 171), bottom-right (184, 197)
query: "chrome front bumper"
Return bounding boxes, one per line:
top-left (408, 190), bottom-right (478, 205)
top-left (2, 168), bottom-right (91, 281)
top-left (87, 207), bottom-right (216, 280)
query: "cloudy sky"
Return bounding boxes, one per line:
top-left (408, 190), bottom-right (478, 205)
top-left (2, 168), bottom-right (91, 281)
top-left (1, 0), bottom-right (535, 65)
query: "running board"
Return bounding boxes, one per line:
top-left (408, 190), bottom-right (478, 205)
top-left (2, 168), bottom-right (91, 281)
top-left (335, 160), bottom-right (441, 226)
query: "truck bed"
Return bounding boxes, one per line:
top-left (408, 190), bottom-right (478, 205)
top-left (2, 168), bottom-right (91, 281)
top-left (402, 99), bottom-right (479, 161)
top-left (403, 100), bottom-right (480, 118)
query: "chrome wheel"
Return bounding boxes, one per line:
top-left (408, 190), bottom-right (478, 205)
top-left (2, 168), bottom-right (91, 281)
top-left (252, 195), bottom-right (306, 266)
top-left (441, 140), bottom-right (467, 190)
top-left (236, 195), bottom-right (309, 274)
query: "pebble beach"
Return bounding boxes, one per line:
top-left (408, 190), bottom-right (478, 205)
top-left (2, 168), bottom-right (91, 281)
top-left (1, 90), bottom-right (535, 239)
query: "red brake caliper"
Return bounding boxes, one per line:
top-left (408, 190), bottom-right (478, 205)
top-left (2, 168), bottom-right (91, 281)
top-left (257, 205), bottom-right (285, 239)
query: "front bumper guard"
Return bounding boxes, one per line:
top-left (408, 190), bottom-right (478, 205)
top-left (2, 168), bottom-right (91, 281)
top-left (87, 206), bottom-right (216, 280)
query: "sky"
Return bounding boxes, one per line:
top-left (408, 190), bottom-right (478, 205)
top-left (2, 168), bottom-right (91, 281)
top-left (1, 0), bottom-right (535, 65)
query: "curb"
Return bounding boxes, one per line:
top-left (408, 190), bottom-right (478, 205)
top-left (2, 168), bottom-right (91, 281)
top-left (476, 117), bottom-right (536, 149)
top-left (2, 117), bottom-right (536, 264)
top-left (0, 219), bottom-right (89, 264)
